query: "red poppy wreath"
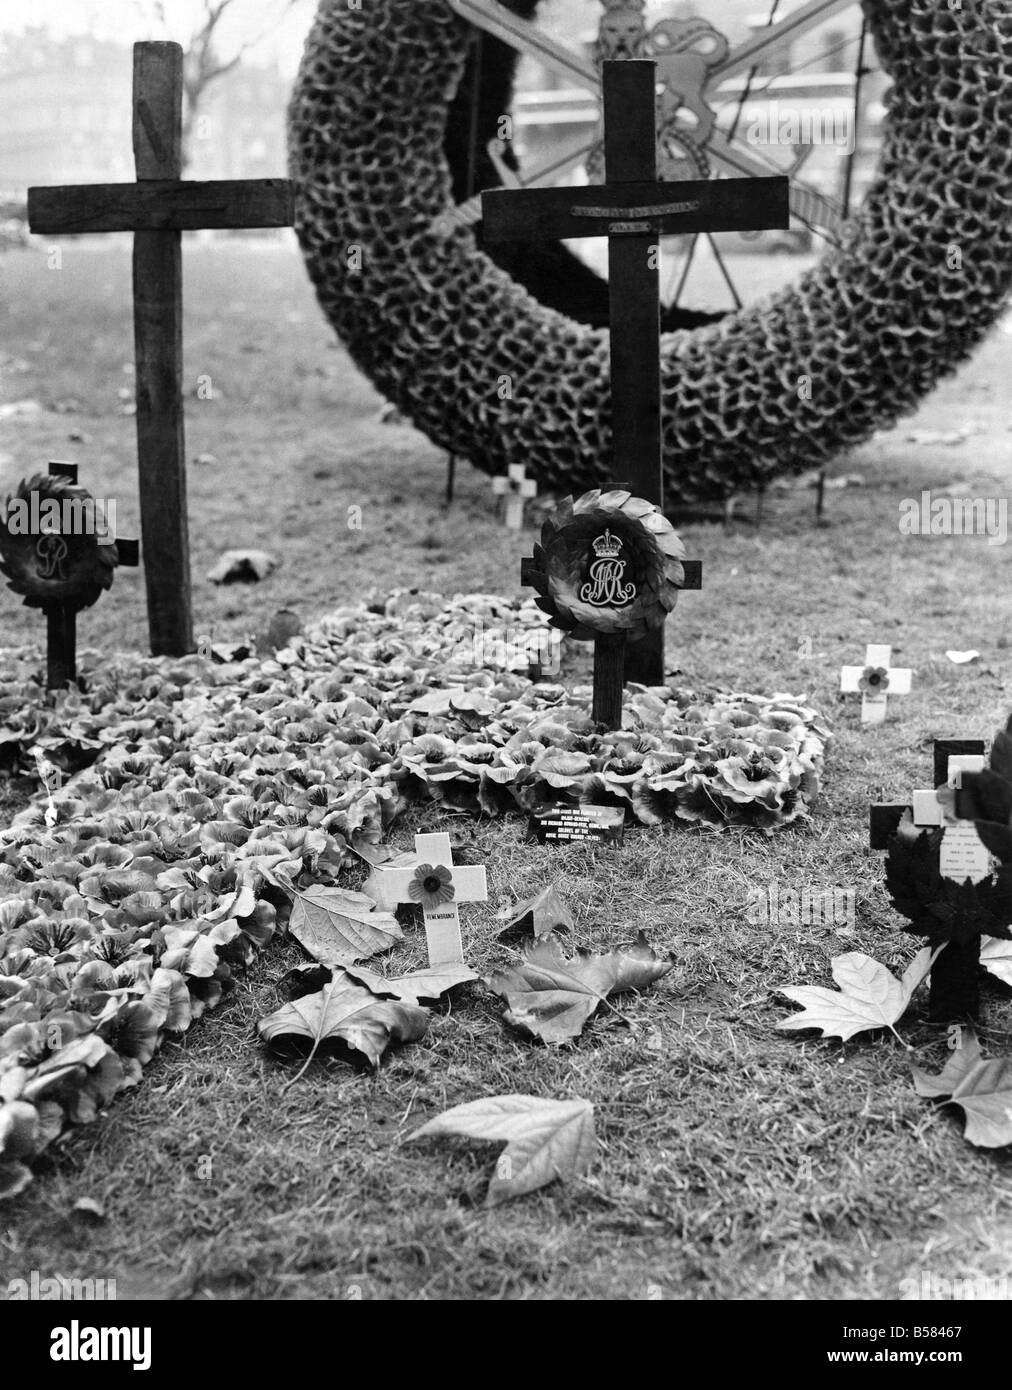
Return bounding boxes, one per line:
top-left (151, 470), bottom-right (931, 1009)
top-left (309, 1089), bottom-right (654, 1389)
top-left (524, 489), bottom-right (685, 643)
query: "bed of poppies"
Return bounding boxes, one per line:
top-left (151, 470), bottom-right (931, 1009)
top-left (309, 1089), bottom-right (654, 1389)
top-left (0, 590), bottom-right (831, 1198)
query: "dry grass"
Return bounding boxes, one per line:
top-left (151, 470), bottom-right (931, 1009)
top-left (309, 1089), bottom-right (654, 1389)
top-left (2, 238), bottom-right (1012, 1300)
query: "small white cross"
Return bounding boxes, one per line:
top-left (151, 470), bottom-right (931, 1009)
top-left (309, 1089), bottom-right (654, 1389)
top-left (492, 464), bottom-right (537, 530)
top-left (369, 832), bottom-right (487, 966)
top-left (840, 644), bottom-right (913, 724)
top-left (910, 753), bottom-right (991, 884)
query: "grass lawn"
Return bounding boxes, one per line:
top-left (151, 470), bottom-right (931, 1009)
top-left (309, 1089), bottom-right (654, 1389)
top-left (2, 237), bottom-right (1012, 1301)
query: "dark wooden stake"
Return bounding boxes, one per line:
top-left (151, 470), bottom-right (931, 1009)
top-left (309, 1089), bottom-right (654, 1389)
top-left (592, 632), bottom-right (626, 729)
top-left (27, 41), bottom-right (294, 658)
top-left (132, 44), bottom-right (190, 659)
top-left (45, 602), bottom-right (77, 691)
top-left (446, 453), bottom-right (457, 506)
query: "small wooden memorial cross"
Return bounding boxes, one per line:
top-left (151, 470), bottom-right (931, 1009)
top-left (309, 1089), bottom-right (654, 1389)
top-left (27, 42), bottom-right (294, 658)
top-left (840, 643), bottom-right (913, 724)
top-left (371, 832), bottom-right (488, 967)
top-left (0, 462), bottom-right (139, 690)
top-left (483, 60), bottom-right (788, 684)
top-left (870, 739), bottom-right (991, 884)
top-left (493, 464), bottom-right (537, 530)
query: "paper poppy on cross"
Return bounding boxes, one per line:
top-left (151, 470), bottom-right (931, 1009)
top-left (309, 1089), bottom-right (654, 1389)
top-left (409, 864), bottom-right (456, 912)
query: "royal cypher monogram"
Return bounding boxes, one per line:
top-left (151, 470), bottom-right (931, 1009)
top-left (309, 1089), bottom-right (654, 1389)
top-left (35, 533), bottom-right (69, 581)
top-left (580, 530), bottom-right (637, 607)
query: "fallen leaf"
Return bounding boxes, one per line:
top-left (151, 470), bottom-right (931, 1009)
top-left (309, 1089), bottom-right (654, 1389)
top-left (777, 947), bottom-right (940, 1042)
top-left (486, 932), bottom-right (674, 1043)
top-left (912, 1031), bottom-right (1012, 1147)
top-left (409, 1094), bottom-right (595, 1205)
top-left (945, 650), bottom-right (981, 664)
top-left (278, 882), bottom-right (403, 967)
top-left (258, 969), bottom-right (429, 1078)
top-left (206, 549), bottom-right (279, 584)
top-left (980, 936), bottom-right (1012, 987)
top-left (497, 885), bottom-right (575, 942)
top-left (345, 963), bottom-right (478, 1004)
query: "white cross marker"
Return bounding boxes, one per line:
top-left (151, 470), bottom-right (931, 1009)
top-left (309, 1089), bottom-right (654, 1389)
top-left (910, 753), bottom-right (991, 884)
top-left (369, 832), bottom-right (487, 966)
top-left (492, 464), bottom-right (537, 530)
top-left (840, 644), bottom-right (913, 724)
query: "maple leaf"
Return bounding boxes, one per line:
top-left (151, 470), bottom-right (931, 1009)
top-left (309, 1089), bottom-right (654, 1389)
top-left (271, 879), bottom-right (403, 967)
top-left (912, 1031), bottom-right (1012, 1147)
top-left (258, 969), bottom-right (429, 1080)
top-left (409, 1094), bottom-right (596, 1205)
top-left (485, 932), bottom-right (674, 1044)
top-left (345, 963), bottom-right (478, 1004)
top-left (496, 885), bottom-right (575, 942)
top-left (980, 935), bottom-right (1012, 987)
top-left (777, 948), bottom-right (941, 1043)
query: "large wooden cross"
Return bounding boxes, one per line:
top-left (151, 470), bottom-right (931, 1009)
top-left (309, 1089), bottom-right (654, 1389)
top-left (27, 42), bottom-right (294, 657)
top-left (482, 60), bottom-right (788, 684)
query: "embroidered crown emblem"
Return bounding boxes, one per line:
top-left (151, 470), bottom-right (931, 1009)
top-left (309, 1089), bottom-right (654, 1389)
top-left (591, 529), bottom-right (622, 560)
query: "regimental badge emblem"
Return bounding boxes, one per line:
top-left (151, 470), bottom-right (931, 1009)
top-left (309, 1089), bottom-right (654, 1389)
top-left (580, 529), bottom-right (636, 607)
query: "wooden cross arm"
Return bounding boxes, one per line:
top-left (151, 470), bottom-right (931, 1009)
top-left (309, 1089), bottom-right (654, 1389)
top-left (28, 178), bottom-right (294, 234)
top-left (520, 558), bottom-right (701, 589)
top-left (482, 177), bottom-right (788, 243)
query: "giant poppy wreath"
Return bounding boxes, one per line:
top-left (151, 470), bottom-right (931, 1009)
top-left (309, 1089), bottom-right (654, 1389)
top-left (289, 0), bottom-right (1012, 508)
top-left (525, 489), bottom-right (685, 643)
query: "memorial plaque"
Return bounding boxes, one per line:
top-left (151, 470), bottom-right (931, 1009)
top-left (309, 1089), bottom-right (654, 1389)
top-left (527, 805), bottom-right (625, 846)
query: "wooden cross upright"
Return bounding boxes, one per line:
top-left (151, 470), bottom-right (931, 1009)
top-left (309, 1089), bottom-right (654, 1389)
top-left (482, 60), bottom-right (788, 683)
top-left (870, 740), bottom-right (991, 884)
top-left (27, 43), bottom-right (294, 658)
top-left (369, 832), bottom-right (488, 967)
top-left (493, 464), bottom-right (537, 529)
top-left (840, 643), bottom-right (913, 724)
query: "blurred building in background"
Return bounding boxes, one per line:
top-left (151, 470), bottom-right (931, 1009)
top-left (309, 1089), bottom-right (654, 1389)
top-left (0, 28), bottom-right (289, 199)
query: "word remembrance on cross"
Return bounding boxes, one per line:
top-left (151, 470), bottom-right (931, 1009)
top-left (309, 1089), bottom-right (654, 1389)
top-left (482, 60), bottom-right (788, 686)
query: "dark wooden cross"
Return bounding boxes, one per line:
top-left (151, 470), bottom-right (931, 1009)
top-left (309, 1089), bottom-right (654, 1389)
top-left (870, 740), bottom-right (988, 854)
top-left (483, 60), bottom-right (789, 684)
top-left (27, 42), bottom-right (294, 658)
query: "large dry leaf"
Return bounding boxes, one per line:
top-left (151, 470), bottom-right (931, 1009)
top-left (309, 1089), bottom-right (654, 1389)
top-left (913, 1031), bottom-right (1012, 1148)
top-left (345, 963), bottom-right (478, 1004)
top-left (485, 932), bottom-right (674, 1043)
top-left (777, 947), bottom-right (939, 1043)
top-left (980, 936), bottom-right (1012, 987)
top-left (276, 881), bottom-right (403, 967)
top-left (258, 969), bottom-right (429, 1076)
top-left (410, 1094), bottom-right (595, 1205)
top-left (497, 885), bottom-right (575, 943)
